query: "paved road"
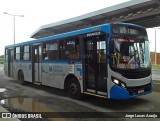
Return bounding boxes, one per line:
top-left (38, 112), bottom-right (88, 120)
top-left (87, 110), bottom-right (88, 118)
top-left (0, 64), bottom-right (160, 121)
top-left (152, 69), bottom-right (160, 81)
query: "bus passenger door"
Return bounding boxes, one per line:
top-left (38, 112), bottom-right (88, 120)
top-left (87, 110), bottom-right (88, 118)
top-left (32, 45), bottom-right (42, 83)
top-left (8, 49), bottom-right (14, 77)
top-left (83, 34), bottom-right (107, 96)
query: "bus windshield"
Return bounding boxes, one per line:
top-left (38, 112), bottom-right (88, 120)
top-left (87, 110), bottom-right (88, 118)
top-left (110, 38), bottom-right (151, 69)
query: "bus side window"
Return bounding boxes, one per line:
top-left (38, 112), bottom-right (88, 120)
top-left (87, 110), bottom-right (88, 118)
top-left (59, 39), bottom-right (67, 60)
top-left (15, 47), bottom-right (20, 60)
top-left (5, 49), bottom-right (8, 61)
top-left (34, 48), bottom-right (38, 63)
top-left (66, 37), bottom-right (80, 60)
top-left (43, 41), bottom-right (58, 60)
top-left (74, 39), bottom-right (80, 60)
top-left (44, 53), bottom-right (49, 60)
top-left (97, 41), bottom-right (106, 63)
top-left (23, 45), bottom-right (30, 60)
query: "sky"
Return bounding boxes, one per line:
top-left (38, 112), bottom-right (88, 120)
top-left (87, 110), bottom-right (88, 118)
top-left (0, 0), bottom-right (160, 55)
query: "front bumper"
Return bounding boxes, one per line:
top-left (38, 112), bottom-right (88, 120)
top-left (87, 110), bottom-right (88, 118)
top-left (110, 83), bottom-right (153, 99)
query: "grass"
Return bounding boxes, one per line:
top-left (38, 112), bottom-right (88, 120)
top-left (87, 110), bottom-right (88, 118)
top-left (152, 64), bottom-right (160, 70)
top-left (0, 58), bottom-right (4, 64)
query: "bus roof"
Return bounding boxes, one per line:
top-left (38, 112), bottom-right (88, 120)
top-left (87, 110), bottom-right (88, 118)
top-left (5, 22), bottom-right (145, 49)
top-left (5, 23), bottom-right (110, 48)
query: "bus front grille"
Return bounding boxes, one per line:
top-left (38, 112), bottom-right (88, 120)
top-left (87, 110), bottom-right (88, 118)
top-left (122, 69), bottom-right (151, 79)
top-left (113, 68), bottom-right (151, 79)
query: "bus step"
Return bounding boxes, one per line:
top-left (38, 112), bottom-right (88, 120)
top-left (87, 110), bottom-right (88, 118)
top-left (33, 82), bottom-right (41, 85)
top-left (83, 92), bottom-right (107, 98)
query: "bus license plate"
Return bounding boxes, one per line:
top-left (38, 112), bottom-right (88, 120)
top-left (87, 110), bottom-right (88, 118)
top-left (138, 89), bottom-right (144, 94)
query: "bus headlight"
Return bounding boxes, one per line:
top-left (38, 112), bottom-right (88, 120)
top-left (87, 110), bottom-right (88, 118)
top-left (112, 77), bottom-right (126, 89)
top-left (113, 79), bottom-right (119, 85)
top-left (121, 83), bottom-right (126, 89)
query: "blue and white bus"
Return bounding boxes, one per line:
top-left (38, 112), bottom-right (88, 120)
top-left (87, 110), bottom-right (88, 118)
top-left (4, 22), bottom-right (152, 99)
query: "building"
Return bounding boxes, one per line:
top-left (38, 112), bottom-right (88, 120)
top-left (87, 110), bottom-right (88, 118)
top-left (150, 52), bottom-right (160, 65)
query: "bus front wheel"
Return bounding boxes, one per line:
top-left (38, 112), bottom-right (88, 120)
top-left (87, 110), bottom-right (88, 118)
top-left (68, 78), bottom-right (82, 99)
top-left (18, 71), bottom-right (26, 85)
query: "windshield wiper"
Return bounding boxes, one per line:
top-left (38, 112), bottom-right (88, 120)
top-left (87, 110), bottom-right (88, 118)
top-left (139, 43), bottom-right (144, 63)
top-left (135, 43), bottom-right (141, 67)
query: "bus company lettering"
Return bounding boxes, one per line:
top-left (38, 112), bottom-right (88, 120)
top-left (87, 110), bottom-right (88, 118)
top-left (68, 64), bottom-right (74, 74)
top-left (16, 64), bottom-right (28, 69)
top-left (87, 32), bottom-right (101, 37)
top-left (53, 66), bottom-right (63, 73)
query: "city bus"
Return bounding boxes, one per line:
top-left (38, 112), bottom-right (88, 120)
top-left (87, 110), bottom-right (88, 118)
top-left (4, 22), bottom-right (152, 99)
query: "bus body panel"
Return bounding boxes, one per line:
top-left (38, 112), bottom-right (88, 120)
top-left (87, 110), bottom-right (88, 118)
top-left (9, 62), bottom-right (13, 77)
top-left (4, 62), bottom-right (8, 76)
top-left (41, 62), bottom-right (83, 90)
top-left (110, 84), bottom-right (152, 99)
top-left (41, 63), bottom-right (52, 86)
top-left (4, 22), bottom-right (152, 99)
top-left (14, 61), bottom-right (32, 82)
top-left (41, 62), bottom-right (65, 88)
top-left (34, 63), bottom-right (40, 82)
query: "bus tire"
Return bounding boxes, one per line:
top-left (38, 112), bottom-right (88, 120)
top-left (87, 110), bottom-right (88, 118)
top-left (68, 78), bottom-right (82, 100)
top-left (18, 71), bottom-right (26, 85)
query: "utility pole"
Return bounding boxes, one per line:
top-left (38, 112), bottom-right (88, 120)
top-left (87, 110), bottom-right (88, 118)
top-left (3, 12), bottom-right (24, 44)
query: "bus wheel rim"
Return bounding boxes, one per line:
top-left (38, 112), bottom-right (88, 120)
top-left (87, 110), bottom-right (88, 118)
top-left (70, 83), bottom-right (77, 95)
